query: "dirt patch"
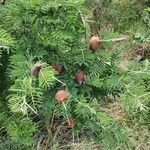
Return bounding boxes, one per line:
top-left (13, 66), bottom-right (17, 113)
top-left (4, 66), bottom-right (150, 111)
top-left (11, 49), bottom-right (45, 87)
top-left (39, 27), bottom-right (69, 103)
top-left (100, 100), bottom-right (126, 121)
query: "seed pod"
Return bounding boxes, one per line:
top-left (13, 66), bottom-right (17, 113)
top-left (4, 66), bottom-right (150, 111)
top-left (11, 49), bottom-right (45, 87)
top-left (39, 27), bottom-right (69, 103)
top-left (31, 62), bottom-right (43, 77)
top-left (74, 71), bottom-right (86, 85)
top-left (89, 35), bottom-right (100, 52)
top-left (55, 90), bottom-right (69, 103)
top-left (68, 118), bottom-right (76, 128)
top-left (51, 64), bottom-right (64, 73)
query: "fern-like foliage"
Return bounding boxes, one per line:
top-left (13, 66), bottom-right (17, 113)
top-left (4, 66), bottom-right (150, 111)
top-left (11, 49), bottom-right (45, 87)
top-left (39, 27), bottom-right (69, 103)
top-left (8, 77), bottom-right (43, 115)
top-left (119, 59), bottom-right (150, 123)
top-left (38, 66), bottom-right (55, 88)
top-left (0, 29), bottom-right (14, 59)
top-left (0, 29), bottom-right (14, 47)
top-left (1, 0), bottom-right (149, 149)
top-left (7, 118), bottom-right (37, 146)
top-left (9, 54), bottom-right (31, 79)
top-left (74, 96), bottom-right (131, 149)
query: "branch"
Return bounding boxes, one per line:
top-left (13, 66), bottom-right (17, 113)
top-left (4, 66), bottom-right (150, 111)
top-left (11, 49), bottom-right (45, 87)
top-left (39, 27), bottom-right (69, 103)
top-left (78, 9), bottom-right (91, 42)
top-left (100, 37), bottom-right (127, 42)
top-left (53, 77), bottom-right (67, 86)
top-left (78, 9), bottom-right (86, 27)
top-left (99, 38), bottom-right (127, 42)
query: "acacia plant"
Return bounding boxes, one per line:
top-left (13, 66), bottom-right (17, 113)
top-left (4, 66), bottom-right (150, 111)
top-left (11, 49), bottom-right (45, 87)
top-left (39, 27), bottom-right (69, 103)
top-left (0, 0), bottom-right (149, 149)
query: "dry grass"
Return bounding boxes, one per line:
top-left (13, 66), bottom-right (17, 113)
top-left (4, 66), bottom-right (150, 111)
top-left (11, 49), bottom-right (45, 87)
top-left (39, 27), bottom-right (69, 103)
top-left (100, 100), bottom-right (150, 150)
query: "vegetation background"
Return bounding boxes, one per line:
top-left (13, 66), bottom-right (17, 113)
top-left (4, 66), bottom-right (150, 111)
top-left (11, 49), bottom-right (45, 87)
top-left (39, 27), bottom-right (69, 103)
top-left (0, 0), bottom-right (150, 150)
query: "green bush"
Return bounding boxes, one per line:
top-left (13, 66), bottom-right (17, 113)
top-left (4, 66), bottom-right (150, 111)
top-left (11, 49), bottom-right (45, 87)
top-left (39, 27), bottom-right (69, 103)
top-left (0, 0), bottom-right (149, 149)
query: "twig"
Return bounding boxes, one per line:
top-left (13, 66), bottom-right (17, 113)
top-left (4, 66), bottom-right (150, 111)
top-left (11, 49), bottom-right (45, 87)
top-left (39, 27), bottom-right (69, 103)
top-left (44, 112), bottom-right (55, 150)
top-left (52, 121), bottom-right (66, 143)
top-left (37, 136), bottom-right (43, 150)
top-left (78, 9), bottom-right (86, 27)
top-left (25, 101), bottom-right (38, 115)
top-left (78, 9), bottom-right (91, 43)
top-left (53, 77), bottom-right (67, 86)
top-left (100, 37), bottom-right (127, 42)
top-left (62, 102), bottom-right (69, 123)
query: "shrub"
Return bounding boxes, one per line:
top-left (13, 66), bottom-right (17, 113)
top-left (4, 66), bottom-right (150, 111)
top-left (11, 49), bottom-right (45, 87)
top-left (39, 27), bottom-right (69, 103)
top-left (0, 0), bottom-right (149, 149)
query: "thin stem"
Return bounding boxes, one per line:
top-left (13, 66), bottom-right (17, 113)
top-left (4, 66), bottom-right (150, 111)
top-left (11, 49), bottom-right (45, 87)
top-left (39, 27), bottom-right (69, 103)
top-left (62, 102), bottom-right (69, 123)
top-left (81, 49), bottom-right (85, 61)
top-left (100, 37), bottom-right (127, 42)
top-left (44, 112), bottom-right (55, 150)
top-left (24, 100), bottom-right (38, 115)
top-left (53, 77), bottom-right (67, 86)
